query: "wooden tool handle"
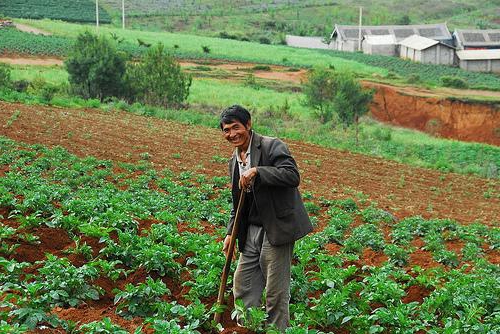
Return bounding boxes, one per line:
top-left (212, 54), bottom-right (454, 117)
top-left (214, 190), bottom-right (246, 325)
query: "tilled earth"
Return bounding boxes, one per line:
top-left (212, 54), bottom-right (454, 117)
top-left (1, 100), bottom-right (499, 333)
top-left (0, 101), bottom-right (498, 225)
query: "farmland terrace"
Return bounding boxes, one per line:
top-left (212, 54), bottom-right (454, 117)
top-left (0, 100), bottom-right (497, 225)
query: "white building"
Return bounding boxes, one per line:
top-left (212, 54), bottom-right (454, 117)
top-left (330, 23), bottom-right (452, 52)
top-left (456, 49), bottom-right (500, 73)
top-left (362, 34), bottom-right (397, 56)
top-left (399, 35), bottom-right (455, 65)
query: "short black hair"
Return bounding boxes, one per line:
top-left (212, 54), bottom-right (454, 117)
top-left (219, 105), bottom-right (251, 129)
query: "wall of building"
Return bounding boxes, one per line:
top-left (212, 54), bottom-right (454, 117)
top-left (460, 59), bottom-right (500, 73)
top-left (372, 44), bottom-right (396, 57)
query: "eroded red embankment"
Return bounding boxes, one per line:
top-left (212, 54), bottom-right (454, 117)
top-left (368, 84), bottom-right (500, 146)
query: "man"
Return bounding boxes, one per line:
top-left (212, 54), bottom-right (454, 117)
top-left (220, 105), bottom-right (313, 330)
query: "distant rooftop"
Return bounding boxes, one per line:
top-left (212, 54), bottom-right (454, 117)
top-left (399, 34), bottom-right (455, 50)
top-left (454, 29), bottom-right (500, 48)
top-left (331, 23), bottom-right (452, 42)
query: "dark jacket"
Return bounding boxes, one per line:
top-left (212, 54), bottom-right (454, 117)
top-left (227, 132), bottom-right (313, 252)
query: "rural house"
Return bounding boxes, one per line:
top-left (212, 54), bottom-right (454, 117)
top-left (453, 29), bottom-right (500, 50)
top-left (329, 23), bottom-right (452, 52)
top-left (399, 34), bottom-right (455, 66)
top-left (362, 34), bottom-right (397, 56)
top-left (456, 49), bottom-right (500, 73)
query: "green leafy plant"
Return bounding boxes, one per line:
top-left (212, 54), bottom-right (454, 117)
top-left (78, 317), bottom-right (130, 334)
top-left (35, 254), bottom-right (101, 307)
top-left (231, 299), bottom-right (268, 333)
top-left (114, 277), bottom-right (170, 318)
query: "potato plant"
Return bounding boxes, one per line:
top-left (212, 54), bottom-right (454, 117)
top-left (0, 136), bottom-right (499, 333)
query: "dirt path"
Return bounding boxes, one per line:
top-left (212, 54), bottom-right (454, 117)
top-left (0, 56), bottom-right (62, 66)
top-left (0, 101), bottom-right (498, 225)
top-left (13, 23), bottom-right (51, 35)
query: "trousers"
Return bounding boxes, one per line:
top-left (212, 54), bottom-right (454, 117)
top-left (233, 224), bottom-right (294, 331)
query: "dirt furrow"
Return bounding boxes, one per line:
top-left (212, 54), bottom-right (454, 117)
top-left (0, 101), bottom-right (498, 225)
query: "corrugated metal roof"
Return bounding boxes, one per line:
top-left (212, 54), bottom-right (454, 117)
top-left (331, 23), bottom-right (452, 41)
top-left (399, 34), bottom-right (439, 50)
top-left (285, 35), bottom-right (330, 49)
top-left (454, 29), bottom-right (500, 47)
top-left (456, 49), bottom-right (500, 60)
top-left (364, 34), bottom-right (397, 45)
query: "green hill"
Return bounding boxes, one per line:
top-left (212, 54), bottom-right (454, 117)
top-left (0, 0), bottom-right (111, 24)
top-left (98, 0), bottom-right (499, 44)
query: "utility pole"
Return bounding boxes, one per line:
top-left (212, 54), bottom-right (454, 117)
top-left (96, 0), bottom-right (99, 30)
top-left (122, 0), bottom-right (125, 29)
top-left (358, 6), bottom-right (362, 51)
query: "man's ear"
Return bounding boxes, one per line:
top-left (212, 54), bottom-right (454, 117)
top-left (246, 120), bottom-right (252, 130)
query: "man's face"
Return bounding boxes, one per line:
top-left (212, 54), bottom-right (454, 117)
top-left (222, 120), bottom-right (251, 149)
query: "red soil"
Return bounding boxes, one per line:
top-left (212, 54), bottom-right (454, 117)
top-left (402, 285), bottom-right (432, 304)
top-left (369, 83), bottom-right (500, 146)
top-left (0, 100), bottom-right (498, 332)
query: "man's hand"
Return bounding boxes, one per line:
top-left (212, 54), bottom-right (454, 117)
top-left (239, 167), bottom-right (257, 190)
top-left (222, 235), bottom-right (237, 260)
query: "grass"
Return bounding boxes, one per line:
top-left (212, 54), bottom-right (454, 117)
top-left (10, 65), bottom-right (68, 85)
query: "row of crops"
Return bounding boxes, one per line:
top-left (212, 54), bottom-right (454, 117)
top-left (0, 0), bottom-right (111, 23)
top-left (1, 135), bottom-right (499, 333)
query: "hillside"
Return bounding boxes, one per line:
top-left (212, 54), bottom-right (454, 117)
top-left (1, 1), bottom-right (498, 44)
top-left (99, 0), bottom-right (500, 43)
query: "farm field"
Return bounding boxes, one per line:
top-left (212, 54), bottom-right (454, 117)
top-left (0, 100), bottom-right (499, 333)
top-left (5, 20), bottom-right (500, 91)
top-left (0, 0), bottom-right (111, 23)
top-left (0, 8), bottom-right (500, 333)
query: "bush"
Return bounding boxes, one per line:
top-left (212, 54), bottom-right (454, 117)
top-left (12, 79), bottom-right (29, 92)
top-left (440, 76), bottom-right (468, 89)
top-left (406, 73), bottom-right (421, 84)
top-left (258, 36), bottom-right (271, 44)
top-left (27, 77), bottom-right (59, 102)
top-left (65, 31), bottom-right (127, 100)
top-left (0, 63), bottom-right (11, 88)
top-left (126, 43), bottom-right (192, 108)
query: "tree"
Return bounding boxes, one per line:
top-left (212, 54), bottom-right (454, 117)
top-left (125, 43), bottom-right (192, 108)
top-left (65, 31), bottom-right (127, 100)
top-left (303, 68), bottom-right (373, 144)
top-left (332, 71), bottom-right (374, 144)
top-left (303, 67), bottom-right (337, 124)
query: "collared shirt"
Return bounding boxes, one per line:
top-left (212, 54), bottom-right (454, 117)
top-left (234, 131), bottom-right (261, 226)
top-left (235, 131), bottom-right (253, 191)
